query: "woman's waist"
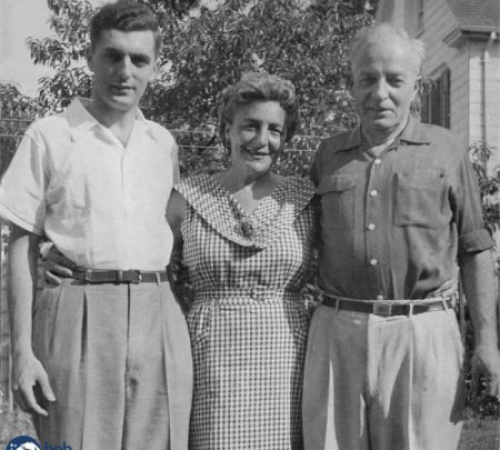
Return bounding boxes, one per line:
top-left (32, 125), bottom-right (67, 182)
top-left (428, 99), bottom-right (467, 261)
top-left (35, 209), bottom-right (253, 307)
top-left (192, 286), bottom-right (302, 304)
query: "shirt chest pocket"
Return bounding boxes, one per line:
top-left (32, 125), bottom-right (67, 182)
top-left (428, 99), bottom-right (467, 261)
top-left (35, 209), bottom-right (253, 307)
top-left (394, 171), bottom-right (452, 229)
top-left (318, 174), bottom-right (357, 230)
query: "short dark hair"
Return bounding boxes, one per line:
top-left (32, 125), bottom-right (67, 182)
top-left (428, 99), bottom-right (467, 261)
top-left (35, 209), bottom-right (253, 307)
top-left (90, 1), bottom-right (162, 55)
top-left (218, 72), bottom-right (299, 147)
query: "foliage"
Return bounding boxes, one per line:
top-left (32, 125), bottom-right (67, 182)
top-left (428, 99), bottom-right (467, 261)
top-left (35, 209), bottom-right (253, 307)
top-left (0, 84), bottom-right (41, 177)
top-left (27, 0), bottom-right (94, 112)
top-left (2, 0), bottom-right (499, 426)
top-left (469, 142), bottom-right (500, 239)
top-left (0, 389), bottom-right (36, 447)
top-left (25, 0), bottom-right (376, 174)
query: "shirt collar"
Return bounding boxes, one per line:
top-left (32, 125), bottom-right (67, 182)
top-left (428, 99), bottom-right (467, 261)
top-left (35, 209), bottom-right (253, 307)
top-left (66, 97), bottom-right (159, 142)
top-left (397, 114), bottom-right (431, 145)
top-left (330, 127), bottom-right (362, 153)
top-left (334, 114), bottom-right (431, 153)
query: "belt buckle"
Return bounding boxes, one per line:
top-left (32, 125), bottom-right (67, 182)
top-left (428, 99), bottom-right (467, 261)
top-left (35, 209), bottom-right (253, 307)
top-left (132, 270), bottom-right (142, 284)
top-left (373, 302), bottom-right (392, 316)
top-left (83, 269), bottom-right (93, 283)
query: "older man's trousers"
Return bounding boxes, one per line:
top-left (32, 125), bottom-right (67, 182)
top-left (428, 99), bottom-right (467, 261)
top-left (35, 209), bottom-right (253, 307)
top-left (302, 305), bottom-right (465, 450)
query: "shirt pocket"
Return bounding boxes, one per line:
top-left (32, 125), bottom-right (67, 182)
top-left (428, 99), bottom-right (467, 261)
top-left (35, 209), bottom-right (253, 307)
top-left (394, 171), bottom-right (451, 228)
top-left (318, 174), bottom-right (357, 230)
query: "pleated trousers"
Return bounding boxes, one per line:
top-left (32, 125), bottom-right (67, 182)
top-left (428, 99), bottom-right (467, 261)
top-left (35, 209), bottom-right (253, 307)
top-left (32, 279), bottom-right (193, 450)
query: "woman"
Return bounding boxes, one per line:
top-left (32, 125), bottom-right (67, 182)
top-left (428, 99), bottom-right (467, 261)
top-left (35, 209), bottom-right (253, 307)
top-left (167, 72), bottom-right (316, 449)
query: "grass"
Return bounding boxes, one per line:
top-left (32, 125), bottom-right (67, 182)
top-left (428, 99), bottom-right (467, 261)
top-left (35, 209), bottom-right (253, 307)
top-left (1, 406), bottom-right (498, 449)
top-left (0, 408), bottom-right (36, 447)
top-left (459, 416), bottom-right (499, 450)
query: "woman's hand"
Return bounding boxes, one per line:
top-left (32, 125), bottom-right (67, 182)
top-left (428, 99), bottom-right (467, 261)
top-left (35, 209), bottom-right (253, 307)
top-left (434, 266), bottom-right (459, 299)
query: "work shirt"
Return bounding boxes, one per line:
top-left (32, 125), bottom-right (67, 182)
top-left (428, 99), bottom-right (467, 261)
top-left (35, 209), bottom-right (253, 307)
top-left (0, 98), bottom-right (177, 270)
top-left (312, 115), bottom-right (494, 300)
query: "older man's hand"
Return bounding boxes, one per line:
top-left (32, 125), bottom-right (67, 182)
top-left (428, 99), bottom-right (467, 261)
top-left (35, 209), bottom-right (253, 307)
top-left (471, 342), bottom-right (500, 400)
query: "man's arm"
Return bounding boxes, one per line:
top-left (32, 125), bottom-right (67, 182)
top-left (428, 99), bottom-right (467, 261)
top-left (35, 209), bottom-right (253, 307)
top-left (8, 224), bottom-right (55, 416)
top-left (460, 249), bottom-right (500, 398)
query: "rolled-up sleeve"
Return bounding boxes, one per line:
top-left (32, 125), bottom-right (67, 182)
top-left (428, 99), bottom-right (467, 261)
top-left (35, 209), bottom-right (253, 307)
top-left (451, 149), bottom-right (494, 254)
top-left (0, 125), bottom-right (48, 235)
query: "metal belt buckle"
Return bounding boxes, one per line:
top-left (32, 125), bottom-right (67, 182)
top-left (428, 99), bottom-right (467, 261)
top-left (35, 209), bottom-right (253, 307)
top-left (132, 270), bottom-right (142, 284)
top-left (83, 269), bottom-right (93, 283)
top-left (373, 302), bottom-right (392, 316)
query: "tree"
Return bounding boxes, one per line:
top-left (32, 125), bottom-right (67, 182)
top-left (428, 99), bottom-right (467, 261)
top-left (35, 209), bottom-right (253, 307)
top-left (469, 142), bottom-right (500, 240)
top-left (27, 0), bottom-right (376, 173)
top-left (0, 83), bottom-right (41, 177)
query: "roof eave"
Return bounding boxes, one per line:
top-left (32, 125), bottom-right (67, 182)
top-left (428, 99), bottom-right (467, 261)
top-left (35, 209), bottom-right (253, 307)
top-left (443, 26), bottom-right (499, 46)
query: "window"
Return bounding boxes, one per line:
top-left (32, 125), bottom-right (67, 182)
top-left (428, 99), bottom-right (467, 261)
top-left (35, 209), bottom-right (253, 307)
top-left (421, 68), bottom-right (451, 129)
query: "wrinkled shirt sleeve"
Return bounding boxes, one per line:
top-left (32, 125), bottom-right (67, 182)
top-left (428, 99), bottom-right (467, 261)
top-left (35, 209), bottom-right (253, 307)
top-left (451, 148), bottom-right (494, 254)
top-left (0, 125), bottom-right (48, 235)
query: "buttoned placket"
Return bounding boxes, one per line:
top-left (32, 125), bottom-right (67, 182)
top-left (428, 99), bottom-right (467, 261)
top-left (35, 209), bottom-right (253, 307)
top-left (103, 125), bottom-right (136, 268)
top-left (118, 121), bottom-right (146, 269)
top-left (365, 155), bottom-right (385, 299)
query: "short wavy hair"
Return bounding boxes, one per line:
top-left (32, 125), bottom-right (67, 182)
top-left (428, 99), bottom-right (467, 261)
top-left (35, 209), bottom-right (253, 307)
top-left (349, 23), bottom-right (426, 115)
top-left (90, 1), bottom-right (162, 56)
top-left (218, 72), bottom-right (299, 148)
top-left (349, 23), bottom-right (425, 76)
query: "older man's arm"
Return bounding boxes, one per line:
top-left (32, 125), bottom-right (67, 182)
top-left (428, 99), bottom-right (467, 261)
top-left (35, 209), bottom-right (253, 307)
top-left (8, 225), bottom-right (56, 416)
top-left (460, 249), bottom-right (500, 398)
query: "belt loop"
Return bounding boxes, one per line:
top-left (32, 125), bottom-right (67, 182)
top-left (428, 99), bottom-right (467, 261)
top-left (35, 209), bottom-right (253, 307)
top-left (408, 302), bottom-right (414, 317)
top-left (335, 297), bottom-right (340, 313)
top-left (442, 298), bottom-right (450, 311)
top-left (84, 269), bottom-right (92, 283)
top-left (155, 272), bottom-right (160, 285)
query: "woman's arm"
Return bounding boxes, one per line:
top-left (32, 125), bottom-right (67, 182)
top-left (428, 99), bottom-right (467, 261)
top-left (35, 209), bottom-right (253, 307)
top-left (166, 189), bottom-right (188, 243)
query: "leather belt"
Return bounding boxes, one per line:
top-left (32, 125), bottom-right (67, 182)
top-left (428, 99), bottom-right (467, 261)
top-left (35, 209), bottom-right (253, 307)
top-left (69, 268), bottom-right (168, 284)
top-left (322, 295), bottom-right (452, 317)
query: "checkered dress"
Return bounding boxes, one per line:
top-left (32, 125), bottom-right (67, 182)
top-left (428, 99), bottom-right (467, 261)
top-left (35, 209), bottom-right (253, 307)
top-left (176, 174), bottom-right (316, 450)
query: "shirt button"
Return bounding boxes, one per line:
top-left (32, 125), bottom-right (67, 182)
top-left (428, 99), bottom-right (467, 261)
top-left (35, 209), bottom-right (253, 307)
top-left (369, 189), bottom-right (378, 197)
top-left (367, 223), bottom-right (376, 231)
top-left (374, 158), bottom-right (382, 165)
top-left (370, 258), bottom-right (378, 266)
top-left (376, 294), bottom-right (384, 300)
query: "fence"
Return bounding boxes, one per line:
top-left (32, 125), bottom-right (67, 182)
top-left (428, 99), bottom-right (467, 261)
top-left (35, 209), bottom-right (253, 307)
top-left (1, 117), bottom-right (498, 415)
top-left (0, 116), bottom-right (323, 408)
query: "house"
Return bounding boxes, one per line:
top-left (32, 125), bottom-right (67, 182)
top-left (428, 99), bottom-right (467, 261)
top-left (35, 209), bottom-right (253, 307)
top-left (377, 0), bottom-right (500, 161)
top-left (377, 0), bottom-right (500, 247)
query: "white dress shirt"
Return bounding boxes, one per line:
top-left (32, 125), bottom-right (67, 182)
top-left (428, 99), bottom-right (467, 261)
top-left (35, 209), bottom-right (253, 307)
top-left (0, 98), bottom-right (176, 270)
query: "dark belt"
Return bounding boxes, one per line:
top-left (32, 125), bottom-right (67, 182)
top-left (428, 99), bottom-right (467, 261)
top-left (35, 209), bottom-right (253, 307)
top-left (322, 295), bottom-right (452, 317)
top-left (69, 268), bottom-right (168, 284)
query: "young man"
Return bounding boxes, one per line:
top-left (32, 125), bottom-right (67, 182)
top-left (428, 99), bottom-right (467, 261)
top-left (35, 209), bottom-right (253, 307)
top-left (303, 24), bottom-right (500, 450)
top-left (0, 3), bottom-right (192, 449)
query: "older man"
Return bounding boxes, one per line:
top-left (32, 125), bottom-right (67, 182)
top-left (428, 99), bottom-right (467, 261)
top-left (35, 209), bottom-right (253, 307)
top-left (302, 24), bottom-right (500, 450)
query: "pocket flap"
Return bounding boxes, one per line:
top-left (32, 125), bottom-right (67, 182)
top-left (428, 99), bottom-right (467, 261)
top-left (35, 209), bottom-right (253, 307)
top-left (318, 174), bottom-right (356, 194)
top-left (397, 170), bottom-right (443, 187)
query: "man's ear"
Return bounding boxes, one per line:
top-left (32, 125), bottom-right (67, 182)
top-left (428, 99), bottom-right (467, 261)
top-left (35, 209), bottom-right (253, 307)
top-left (86, 45), bottom-right (94, 72)
top-left (150, 58), bottom-right (160, 81)
top-left (412, 76), bottom-right (422, 101)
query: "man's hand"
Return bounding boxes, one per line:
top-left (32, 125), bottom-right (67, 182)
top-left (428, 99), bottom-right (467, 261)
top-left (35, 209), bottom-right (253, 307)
top-left (12, 351), bottom-right (56, 416)
top-left (42, 245), bottom-right (75, 285)
top-left (470, 342), bottom-right (500, 400)
top-left (459, 250), bottom-right (499, 401)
